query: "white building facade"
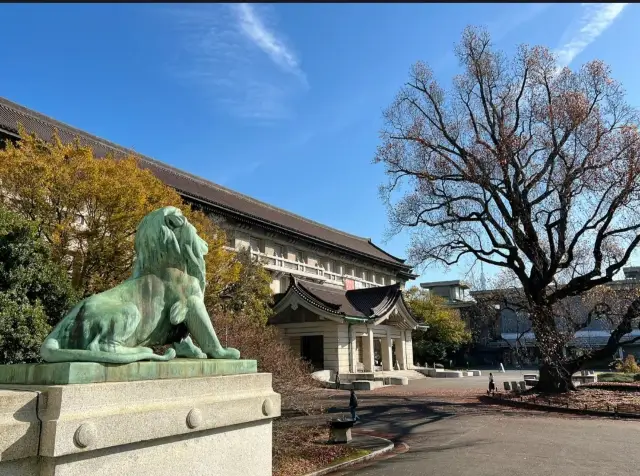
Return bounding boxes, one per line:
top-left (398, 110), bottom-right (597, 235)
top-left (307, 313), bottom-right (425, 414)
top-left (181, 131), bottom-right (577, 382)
top-left (0, 95), bottom-right (424, 375)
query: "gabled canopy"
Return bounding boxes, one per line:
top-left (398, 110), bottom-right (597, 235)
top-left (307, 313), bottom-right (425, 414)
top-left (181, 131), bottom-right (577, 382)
top-left (271, 275), bottom-right (425, 330)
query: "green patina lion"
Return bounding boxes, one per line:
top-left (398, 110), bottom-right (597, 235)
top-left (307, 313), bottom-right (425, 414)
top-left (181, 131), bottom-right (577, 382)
top-left (40, 206), bottom-right (240, 364)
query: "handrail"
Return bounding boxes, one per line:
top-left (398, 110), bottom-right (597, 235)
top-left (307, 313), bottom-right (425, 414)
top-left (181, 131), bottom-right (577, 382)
top-left (225, 245), bottom-right (389, 288)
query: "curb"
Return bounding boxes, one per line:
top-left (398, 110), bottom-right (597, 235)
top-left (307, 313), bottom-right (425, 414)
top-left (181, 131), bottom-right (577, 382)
top-left (303, 436), bottom-right (395, 476)
top-left (483, 394), bottom-right (640, 420)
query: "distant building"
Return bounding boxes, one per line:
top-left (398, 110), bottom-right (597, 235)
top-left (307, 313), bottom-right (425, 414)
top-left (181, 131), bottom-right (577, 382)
top-left (421, 268), bottom-right (640, 367)
top-left (0, 96), bottom-right (425, 375)
top-left (420, 280), bottom-right (473, 308)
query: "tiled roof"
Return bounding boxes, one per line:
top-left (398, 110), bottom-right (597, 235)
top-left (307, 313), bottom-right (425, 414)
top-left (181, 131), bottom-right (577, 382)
top-left (282, 276), bottom-right (411, 319)
top-left (0, 96), bottom-right (411, 269)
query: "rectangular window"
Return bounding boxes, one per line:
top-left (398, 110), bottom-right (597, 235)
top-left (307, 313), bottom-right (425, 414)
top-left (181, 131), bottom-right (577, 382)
top-left (225, 230), bottom-right (235, 249)
top-left (266, 241), bottom-right (283, 257)
top-left (333, 261), bottom-right (342, 275)
top-left (249, 236), bottom-right (261, 253)
top-left (295, 249), bottom-right (305, 263)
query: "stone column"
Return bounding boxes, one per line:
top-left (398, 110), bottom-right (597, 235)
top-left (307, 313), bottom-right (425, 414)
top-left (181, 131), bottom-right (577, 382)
top-left (349, 326), bottom-right (358, 373)
top-left (362, 328), bottom-right (375, 372)
top-left (382, 329), bottom-right (393, 371)
top-left (404, 330), bottom-right (414, 369)
top-left (394, 335), bottom-right (407, 370)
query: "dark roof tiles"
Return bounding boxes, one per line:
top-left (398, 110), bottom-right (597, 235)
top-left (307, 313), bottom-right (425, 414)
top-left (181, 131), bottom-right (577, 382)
top-left (289, 276), bottom-right (409, 319)
top-left (0, 96), bottom-right (410, 269)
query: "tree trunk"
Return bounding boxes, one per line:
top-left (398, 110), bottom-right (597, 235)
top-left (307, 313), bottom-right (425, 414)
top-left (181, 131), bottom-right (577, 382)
top-left (535, 362), bottom-right (578, 393)
top-left (531, 303), bottom-right (579, 393)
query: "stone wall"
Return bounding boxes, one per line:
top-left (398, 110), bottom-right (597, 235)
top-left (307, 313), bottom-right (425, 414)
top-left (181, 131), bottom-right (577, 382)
top-left (0, 372), bottom-right (280, 476)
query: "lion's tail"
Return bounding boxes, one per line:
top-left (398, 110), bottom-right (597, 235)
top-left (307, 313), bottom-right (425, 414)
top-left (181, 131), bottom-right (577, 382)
top-left (40, 338), bottom-right (176, 364)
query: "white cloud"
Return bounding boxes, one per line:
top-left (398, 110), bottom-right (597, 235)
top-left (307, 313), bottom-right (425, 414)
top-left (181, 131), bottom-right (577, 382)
top-left (489, 3), bottom-right (553, 43)
top-left (555, 3), bottom-right (629, 67)
top-left (232, 3), bottom-right (306, 83)
top-left (167, 4), bottom-right (307, 121)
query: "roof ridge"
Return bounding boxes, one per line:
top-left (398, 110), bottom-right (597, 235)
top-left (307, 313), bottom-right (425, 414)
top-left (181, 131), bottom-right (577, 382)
top-left (366, 239), bottom-right (407, 264)
top-left (145, 162), bottom-right (378, 244)
top-left (290, 276), bottom-right (343, 313)
top-left (0, 96), bottom-right (379, 247)
top-left (370, 284), bottom-right (402, 316)
top-left (0, 96), bottom-right (143, 157)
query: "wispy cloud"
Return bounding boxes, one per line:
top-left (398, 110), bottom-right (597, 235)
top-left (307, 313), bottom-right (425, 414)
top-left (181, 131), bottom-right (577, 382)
top-left (233, 3), bottom-right (307, 84)
top-left (167, 4), bottom-right (307, 121)
top-left (555, 3), bottom-right (629, 68)
top-left (488, 3), bottom-right (553, 43)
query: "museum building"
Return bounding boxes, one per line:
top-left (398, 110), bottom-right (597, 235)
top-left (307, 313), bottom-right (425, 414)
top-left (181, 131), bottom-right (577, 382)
top-left (0, 96), bottom-right (426, 375)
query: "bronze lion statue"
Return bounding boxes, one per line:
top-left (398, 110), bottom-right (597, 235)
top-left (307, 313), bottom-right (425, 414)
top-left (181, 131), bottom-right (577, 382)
top-left (40, 206), bottom-right (241, 363)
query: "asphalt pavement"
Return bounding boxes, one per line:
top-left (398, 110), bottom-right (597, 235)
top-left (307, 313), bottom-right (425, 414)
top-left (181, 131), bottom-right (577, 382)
top-left (326, 375), bottom-right (640, 476)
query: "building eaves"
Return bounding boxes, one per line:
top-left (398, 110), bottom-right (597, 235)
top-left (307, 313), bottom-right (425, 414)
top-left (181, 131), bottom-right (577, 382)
top-left (0, 96), bottom-right (412, 270)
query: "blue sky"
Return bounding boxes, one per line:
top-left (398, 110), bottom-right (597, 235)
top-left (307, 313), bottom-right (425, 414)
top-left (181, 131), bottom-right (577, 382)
top-left (1, 3), bottom-right (639, 288)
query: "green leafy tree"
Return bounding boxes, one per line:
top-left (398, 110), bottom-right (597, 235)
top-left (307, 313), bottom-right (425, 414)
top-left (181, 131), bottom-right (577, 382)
top-left (0, 127), bottom-right (240, 300)
top-left (0, 206), bottom-right (77, 363)
top-left (405, 287), bottom-right (471, 365)
top-left (618, 354), bottom-right (640, 374)
top-left (213, 248), bottom-right (274, 325)
top-left (0, 128), bottom-right (273, 324)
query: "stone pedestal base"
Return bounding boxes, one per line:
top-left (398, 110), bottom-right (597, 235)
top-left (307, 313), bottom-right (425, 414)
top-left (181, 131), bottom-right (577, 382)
top-left (0, 361), bottom-right (280, 476)
top-left (330, 427), bottom-right (352, 444)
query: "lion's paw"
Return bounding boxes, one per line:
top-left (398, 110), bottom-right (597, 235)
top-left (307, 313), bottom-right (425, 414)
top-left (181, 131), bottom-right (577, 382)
top-left (208, 347), bottom-right (241, 360)
top-left (163, 348), bottom-right (177, 360)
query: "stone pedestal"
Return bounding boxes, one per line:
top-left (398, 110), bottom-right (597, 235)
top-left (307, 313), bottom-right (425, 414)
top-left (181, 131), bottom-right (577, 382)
top-left (328, 420), bottom-right (354, 444)
top-left (330, 427), bottom-right (352, 443)
top-left (0, 360), bottom-right (280, 476)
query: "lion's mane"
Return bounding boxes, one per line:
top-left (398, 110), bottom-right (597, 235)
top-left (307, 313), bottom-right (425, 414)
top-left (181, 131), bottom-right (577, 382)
top-left (131, 206), bottom-right (208, 291)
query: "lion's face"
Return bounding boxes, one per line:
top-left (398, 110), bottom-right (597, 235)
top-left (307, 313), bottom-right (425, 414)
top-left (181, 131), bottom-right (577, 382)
top-left (132, 206), bottom-right (208, 291)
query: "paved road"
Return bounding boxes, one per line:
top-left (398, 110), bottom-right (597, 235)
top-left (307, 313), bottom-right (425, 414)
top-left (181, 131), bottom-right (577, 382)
top-left (326, 387), bottom-right (640, 476)
top-left (403, 370), bottom-right (538, 392)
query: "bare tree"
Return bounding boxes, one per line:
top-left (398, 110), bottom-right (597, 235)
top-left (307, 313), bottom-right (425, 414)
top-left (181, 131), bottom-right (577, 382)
top-left (376, 26), bottom-right (640, 392)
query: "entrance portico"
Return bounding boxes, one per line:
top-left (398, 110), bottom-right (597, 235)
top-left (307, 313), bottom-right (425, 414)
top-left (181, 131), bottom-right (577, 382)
top-left (269, 275), bottom-right (428, 375)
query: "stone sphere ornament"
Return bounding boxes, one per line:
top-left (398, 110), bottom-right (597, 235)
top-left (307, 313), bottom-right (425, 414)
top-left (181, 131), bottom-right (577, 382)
top-left (186, 408), bottom-right (204, 429)
top-left (262, 398), bottom-right (274, 417)
top-left (73, 423), bottom-right (97, 449)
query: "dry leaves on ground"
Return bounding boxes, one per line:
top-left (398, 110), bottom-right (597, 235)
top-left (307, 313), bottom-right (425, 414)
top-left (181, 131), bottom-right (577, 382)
top-left (273, 420), bottom-right (359, 476)
top-left (511, 388), bottom-right (640, 411)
